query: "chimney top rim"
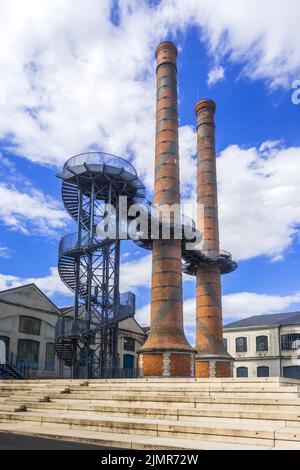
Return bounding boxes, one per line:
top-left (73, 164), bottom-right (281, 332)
top-left (195, 99), bottom-right (216, 114)
top-left (156, 41), bottom-right (178, 57)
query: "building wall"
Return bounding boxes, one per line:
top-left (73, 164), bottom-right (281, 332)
top-left (0, 285), bottom-right (62, 378)
top-left (117, 318), bottom-right (147, 369)
top-left (224, 325), bottom-right (300, 378)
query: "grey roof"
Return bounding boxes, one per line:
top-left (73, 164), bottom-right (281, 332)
top-left (224, 311), bottom-right (300, 329)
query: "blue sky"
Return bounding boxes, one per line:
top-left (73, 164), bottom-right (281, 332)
top-left (0, 0), bottom-right (300, 345)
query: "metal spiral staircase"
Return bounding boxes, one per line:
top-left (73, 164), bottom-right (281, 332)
top-left (56, 152), bottom-right (145, 379)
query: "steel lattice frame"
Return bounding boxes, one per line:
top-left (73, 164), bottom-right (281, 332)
top-left (57, 153), bottom-right (145, 379)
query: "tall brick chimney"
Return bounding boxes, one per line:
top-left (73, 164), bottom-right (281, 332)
top-left (138, 42), bottom-right (194, 377)
top-left (194, 99), bottom-right (233, 378)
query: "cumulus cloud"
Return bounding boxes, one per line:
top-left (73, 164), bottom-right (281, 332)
top-left (0, 252), bottom-right (152, 300)
top-left (222, 292), bottom-right (300, 320)
top-left (120, 253), bottom-right (152, 292)
top-left (136, 291), bottom-right (300, 345)
top-left (217, 142), bottom-right (300, 261)
top-left (177, 137), bottom-right (300, 262)
top-left (0, 267), bottom-right (70, 297)
top-left (0, 182), bottom-right (67, 235)
top-left (207, 66), bottom-right (225, 87)
top-left (0, 0), bottom-right (299, 176)
top-left (0, 152), bottom-right (67, 236)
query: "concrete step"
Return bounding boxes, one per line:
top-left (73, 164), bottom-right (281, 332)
top-left (21, 377), bottom-right (300, 384)
top-left (0, 411), bottom-right (288, 446)
top-left (24, 401), bottom-right (300, 424)
top-left (0, 404), bottom-right (26, 413)
top-left (44, 393), bottom-right (300, 406)
top-left (0, 423), bottom-right (274, 450)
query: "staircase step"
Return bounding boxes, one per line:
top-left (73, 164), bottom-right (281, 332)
top-left (0, 423), bottom-right (273, 450)
top-left (24, 402), bottom-right (300, 423)
top-left (0, 411), bottom-right (285, 446)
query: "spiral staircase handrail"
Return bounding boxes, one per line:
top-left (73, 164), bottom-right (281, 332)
top-left (63, 152), bottom-right (137, 177)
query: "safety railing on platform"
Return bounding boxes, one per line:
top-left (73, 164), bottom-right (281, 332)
top-left (63, 152), bottom-right (137, 177)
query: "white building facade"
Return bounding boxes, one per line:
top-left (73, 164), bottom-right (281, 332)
top-left (0, 284), bottom-right (62, 378)
top-left (224, 312), bottom-right (300, 379)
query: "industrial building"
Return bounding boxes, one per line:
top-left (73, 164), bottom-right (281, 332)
top-left (58, 306), bottom-right (147, 376)
top-left (0, 284), bottom-right (146, 380)
top-left (0, 284), bottom-right (62, 379)
top-left (224, 312), bottom-right (300, 379)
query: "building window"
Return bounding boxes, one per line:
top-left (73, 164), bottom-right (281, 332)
top-left (283, 366), bottom-right (300, 379)
top-left (257, 366), bottom-right (269, 377)
top-left (281, 334), bottom-right (300, 351)
top-left (236, 337), bottom-right (247, 353)
top-left (45, 343), bottom-right (55, 371)
top-left (236, 367), bottom-right (248, 378)
top-left (123, 354), bottom-right (134, 369)
top-left (223, 338), bottom-right (228, 351)
top-left (19, 316), bottom-right (41, 336)
top-left (124, 337), bottom-right (135, 352)
top-left (256, 336), bottom-right (269, 352)
top-left (17, 339), bottom-right (39, 369)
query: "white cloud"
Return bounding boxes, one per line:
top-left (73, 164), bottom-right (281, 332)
top-left (217, 142), bottom-right (300, 261)
top-left (177, 138), bottom-right (300, 262)
top-left (222, 291), bottom-right (300, 320)
top-left (207, 66), bottom-right (225, 86)
top-left (0, 182), bottom-right (67, 235)
top-left (120, 253), bottom-right (152, 292)
top-left (0, 0), bottom-right (299, 178)
top-left (182, 0), bottom-right (300, 88)
top-left (136, 290), bottom-right (300, 345)
top-left (0, 267), bottom-right (70, 297)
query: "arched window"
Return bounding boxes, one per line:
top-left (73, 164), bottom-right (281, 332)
top-left (17, 339), bottom-right (39, 369)
top-left (19, 316), bottom-right (41, 336)
top-left (0, 336), bottom-right (9, 361)
top-left (256, 336), bottom-right (268, 352)
top-left (236, 337), bottom-right (247, 353)
top-left (45, 343), bottom-right (55, 371)
top-left (124, 337), bottom-right (135, 352)
top-left (257, 366), bottom-right (269, 377)
top-left (236, 367), bottom-right (248, 378)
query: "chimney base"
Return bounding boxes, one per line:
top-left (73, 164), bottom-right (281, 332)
top-left (138, 350), bottom-right (195, 378)
top-left (195, 356), bottom-right (233, 378)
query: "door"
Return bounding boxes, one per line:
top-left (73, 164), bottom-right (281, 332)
top-left (123, 354), bottom-right (134, 369)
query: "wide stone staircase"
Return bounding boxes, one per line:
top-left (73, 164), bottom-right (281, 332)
top-left (0, 377), bottom-right (300, 450)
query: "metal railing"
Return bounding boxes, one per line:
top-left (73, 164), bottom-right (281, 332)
top-left (3, 351), bottom-right (30, 379)
top-left (55, 317), bottom-right (92, 338)
top-left (63, 152), bottom-right (137, 177)
top-left (56, 291), bottom-right (135, 340)
top-left (219, 250), bottom-right (233, 260)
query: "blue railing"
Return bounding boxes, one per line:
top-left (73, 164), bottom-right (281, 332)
top-left (5, 351), bottom-right (30, 379)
